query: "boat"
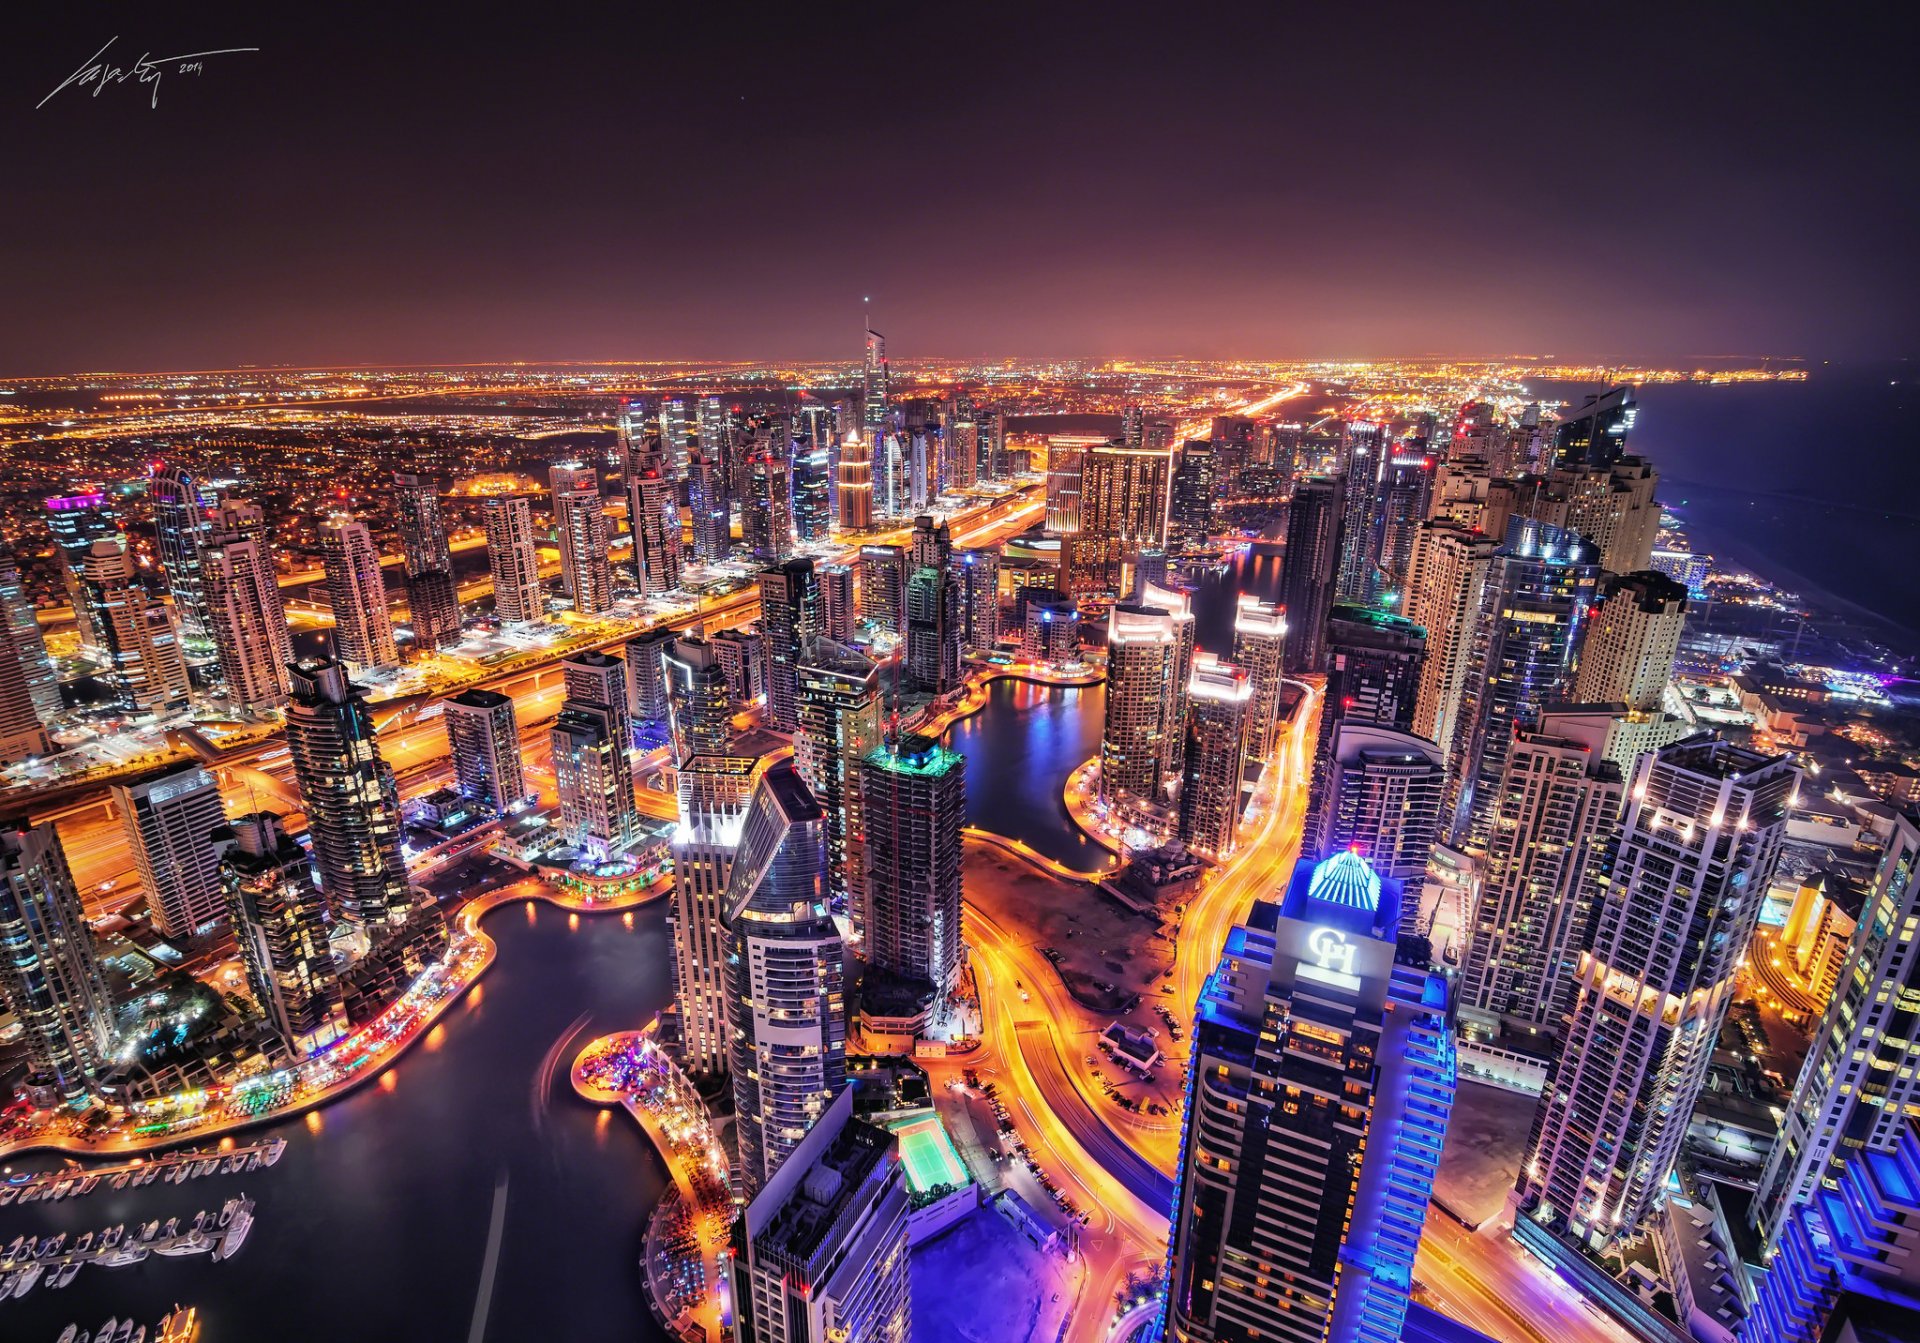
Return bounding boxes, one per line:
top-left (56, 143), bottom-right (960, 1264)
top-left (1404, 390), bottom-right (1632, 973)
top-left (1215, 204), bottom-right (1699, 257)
top-left (115, 1323), bottom-right (135, 1343)
top-left (102, 1244), bottom-right (148, 1267)
top-left (159, 1219), bottom-right (179, 1239)
top-left (57, 1325), bottom-right (77, 1343)
top-left (0, 1185), bottom-right (16, 1205)
top-left (262, 1136), bottom-right (286, 1166)
top-left (129, 1327), bottom-right (146, 1343)
top-left (78, 1175), bottom-right (100, 1195)
top-left (211, 1201), bottom-right (252, 1261)
top-left (72, 1231), bottom-right (94, 1254)
top-left (101, 1224), bottom-right (124, 1249)
top-left (4, 1234), bottom-right (22, 1258)
top-left (190, 1210), bottom-right (211, 1234)
top-left (12, 1262), bottom-right (45, 1297)
top-left (109, 1171), bottom-right (131, 1190)
top-left (97, 1321), bottom-right (118, 1342)
top-left (138, 1221), bottom-right (160, 1241)
top-left (151, 1234), bottom-right (209, 1258)
top-left (49, 1259), bottom-right (83, 1288)
top-left (42, 1232), bottom-right (67, 1256)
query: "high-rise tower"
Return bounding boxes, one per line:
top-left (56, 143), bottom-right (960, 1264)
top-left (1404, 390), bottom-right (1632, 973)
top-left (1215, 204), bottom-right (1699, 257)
top-left (200, 501), bottom-right (294, 710)
top-left (394, 473), bottom-right (461, 650)
top-left (149, 464), bottom-right (215, 665)
top-left (796, 640), bottom-right (883, 917)
top-left (627, 463), bottom-right (683, 596)
top-left (550, 464), bottom-right (613, 615)
top-left (443, 689), bottom-right (526, 815)
top-left (483, 494), bottom-right (544, 625)
top-left (669, 753), bottom-right (761, 1077)
top-left (217, 812), bottom-right (344, 1059)
top-left (319, 515), bottom-right (398, 672)
top-left (757, 558), bottom-right (818, 732)
top-left (1279, 475), bottom-right (1344, 673)
top-left (82, 536), bottom-right (191, 714)
top-left (1230, 595), bottom-right (1288, 766)
top-left (1178, 654), bottom-right (1252, 860)
top-left (0, 546), bottom-right (57, 762)
top-left (114, 764), bottom-right (227, 940)
top-left (859, 734), bottom-right (966, 1008)
top-left (0, 824), bottom-right (116, 1099)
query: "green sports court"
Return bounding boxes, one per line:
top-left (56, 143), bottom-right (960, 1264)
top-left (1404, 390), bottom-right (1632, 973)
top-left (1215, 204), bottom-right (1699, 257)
top-left (889, 1114), bottom-right (972, 1195)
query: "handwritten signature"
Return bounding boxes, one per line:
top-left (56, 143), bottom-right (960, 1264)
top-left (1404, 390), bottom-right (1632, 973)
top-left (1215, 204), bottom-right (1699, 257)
top-left (38, 36), bottom-right (258, 110)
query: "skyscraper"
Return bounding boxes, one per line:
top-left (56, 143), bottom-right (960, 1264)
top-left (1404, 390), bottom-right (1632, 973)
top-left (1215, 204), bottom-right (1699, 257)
top-left (1458, 712), bottom-right (1623, 1039)
top-left (665, 636), bottom-right (733, 761)
top-left (1178, 654), bottom-right (1251, 860)
top-left (792, 437), bottom-right (833, 542)
top-left (200, 501), bottom-right (293, 710)
top-left (284, 658), bottom-right (413, 929)
top-left (0, 824), bottom-right (115, 1099)
top-left (1169, 440), bottom-right (1218, 544)
top-left (730, 1085), bottom-right (912, 1343)
top-left (1372, 454), bottom-right (1435, 600)
top-left (1065, 442), bottom-right (1173, 597)
top-left (82, 536), bottom-right (191, 714)
top-left (817, 562), bottom-right (856, 643)
top-left (114, 764), bottom-right (226, 940)
top-left (1165, 850), bottom-right (1455, 1343)
top-left (858, 544), bottom-right (907, 634)
top-left (863, 327), bottom-right (890, 437)
top-left (859, 734), bottom-right (966, 1007)
top-left (1279, 475), bottom-right (1344, 673)
top-left (956, 549), bottom-right (1000, 653)
top-left (624, 628), bottom-right (676, 727)
top-left (1751, 810), bottom-right (1920, 1248)
top-left (757, 558), bottom-right (818, 732)
top-left (1314, 722), bottom-right (1446, 884)
top-left (670, 753), bottom-right (760, 1077)
top-left (725, 759), bottom-right (847, 1196)
top-left (660, 396), bottom-right (693, 481)
top-left (149, 464), bottom-right (215, 665)
top-left (688, 451), bottom-right (733, 563)
top-left (560, 648), bottom-right (629, 746)
top-left (744, 452), bottom-right (795, 563)
top-left (627, 463), bottom-right (683, 596)
top-left (1405, 520), bottom-right (1497, 756)
top-left (45, 488), bottom-right (117, 654)
top-left (1451, 520), bottom-right (1601, 849)
top-left (1335, 421), bottom-right (1386, 601)
top-left (483, 494), bottom-right (544, 625)
top-left (1230, 595), bottom-right (1288, 766)
top-left (1101, 604), bottom-right (1180, 811)
top-left (319, 515), bottom-right (399, 672)
top-left (550, 464), bottom-right (613, 615)
top-left (836, 428), bottom-right (875, 533)
top-left (1520, 739), bottom-right (1795, 1244)
top-left (1046, 442), bottom-right (1085, 534)
top-left (1571, 570), bottom-right (1687, 711)
top-left (0, 546), bottom-right (56, 762)
top-left (797, 640), bottom-right (883, 916)
top-left (443, 689), bottom-right (525, 815)
top-left (1306, 605), bottom-right (1427, 847)
top-left (551, 701), bottom-right (639, 859)
top-left (1140, 578), bottom-right (1198, 752)
top-left (394, 473), bottom-right (461, 650)
top-left (1550, 386), bottom-right (1636, 470)
top-left (217, 811), bottom-right (344, 1059)
top-left (905, 564), bottom-right (962, 695)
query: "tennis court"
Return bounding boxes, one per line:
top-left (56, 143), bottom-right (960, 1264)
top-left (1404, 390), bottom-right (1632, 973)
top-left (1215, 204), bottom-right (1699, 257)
top-left (891, 1114), bottom-right (971, 1194)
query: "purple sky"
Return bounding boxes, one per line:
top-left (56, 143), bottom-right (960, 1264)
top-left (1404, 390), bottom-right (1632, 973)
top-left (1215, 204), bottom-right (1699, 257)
top-left (5, 3), bottom-right (1914, 372)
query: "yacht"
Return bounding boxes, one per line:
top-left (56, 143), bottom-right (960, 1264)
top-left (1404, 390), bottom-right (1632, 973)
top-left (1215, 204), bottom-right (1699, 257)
top-left (212, 1201), bottom-right (253, 1261)
top-left (137, 1221), bottom-right (160, 1241)
top-left (159, 1218), bottom-right (179, 1239)
top-left (262, 1136), bottom-right (287, 1166)
top-left (3, 1234), bottom-right (24, 1259)
top-left (0, 1185), bottom-right (17, 1205)
top-left (56, 1325), bottom-right (78, 1343)
top-left (12, 1261), bottom-right (45, 1297)
top-left (77, 1175), bottom-right (100, 1196)
top-left (41, 1232), bottom-right (67, 1256)
top-left (49, 1259), bottom-right (83, 1288)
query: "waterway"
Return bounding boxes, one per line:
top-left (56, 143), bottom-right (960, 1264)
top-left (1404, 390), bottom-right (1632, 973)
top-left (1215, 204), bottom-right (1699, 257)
top-left (0, 904), bottom-right (677, 1343)
top-left (946, 677), bottom-right (1108, 869)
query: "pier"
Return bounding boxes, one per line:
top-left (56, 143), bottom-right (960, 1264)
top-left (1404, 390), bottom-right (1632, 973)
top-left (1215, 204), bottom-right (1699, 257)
top-left (0, 1198), bottom-right (254, 1300)
top-left (0, 1137), bottom-right (285, 1208)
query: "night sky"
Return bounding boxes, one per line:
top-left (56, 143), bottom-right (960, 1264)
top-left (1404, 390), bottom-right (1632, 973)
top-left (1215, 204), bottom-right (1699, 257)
top-left (5, 3), bottom-right (1915, 372)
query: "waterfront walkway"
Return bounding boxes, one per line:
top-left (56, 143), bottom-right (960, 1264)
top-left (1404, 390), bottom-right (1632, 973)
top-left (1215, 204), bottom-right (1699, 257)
top-left (0, 878), bottom-right (657, 1163)
top-left (570, 1029), bottom-right (730, 1343)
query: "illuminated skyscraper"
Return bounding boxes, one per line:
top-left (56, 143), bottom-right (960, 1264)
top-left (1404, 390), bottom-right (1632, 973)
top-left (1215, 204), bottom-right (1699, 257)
top-left (1405, 520), bottom-right (1497, 757)
top-left (1306, 605), bottom-right (1426, 848)
top-left (905, 564), bottom-right (962, 695)
top-left (688, 451), bottom-right (732, 563)
top-left (284, 658), bottom-right (413, 930)
top-left (1065, 442), bottom-right (1173, 598)
top-left (1372, 454), bottom-right (1434, 601)
top-left (858, 544), bottom-right (906, 635)
top-left (319, 516), bottom-right (397, 672)
top-left (624, 627), bottom-right (675, 727)
top-left (744, 452), bottom-right (795, 564)
top-left (1140, 578), bottom-right (1197, 739)
top-left (0, 824), bottom-right (115, 1099)
top-left (44, 488), bottom-right (116, 654)
top-left (1178, 654), bottom-right (1251, 860)
top-left (149, 464), bottom-right (215, 665)
top-left (659, 396), bottom-right (693, 481)
top-left (394, 473), bottom-right (460, 650)
top-left (697, 394), bottom-right (731, 479)
top-left (483, 494), bottom-right (543, 625)
top-left (0, 546), bottom-right (56, 762)
top-left (627, 464), bottom-right (682, 596)
top-left (1315, 722), bottom-right (1446, 884)
top-left (670, 753), bottom-right (760, 1077)
top-left (1451, 520), bottom-right (1601, 849)
top-left (757, 558), bottom-right (818, 733)
top-left (665, 636), bottom-right (732, 761)
top-left (1102, 606), bottom-right (1178, 812)
top-left (561, 649), bottom-right (631, 753)
top-left (945, 415), bottom-right (978, 492)
top-left (797, 640), bottom-right (882, 917)
top-left (817, 562), bottom-right (856, 643)
top-left (725, 759), bottom-right (847, 1196)
top-left (1571, 570), bottom-right (1687, 711)
top-left (863, 327), bottom-right (890, 437)
top-left (730, 1086), bottom-right (912, 1343)
top-left (1459, 713), bottom-right (1622, 1038)
top-left (550, 464), bottom-right (612, 615)
top-left (1169, 440), bottom-right (1218, 544)
top-left (859, 734), bottom-right (966, 1007)
top-left (613, 396), bottom-right (656, 486)
top-left (114, 764), bottom-right (226, 939)
top-left (956, 549), bottom-right (1000, 653)
top-left (1335, 422), bottom-right (1386, 601)
top-left (443, 688), bottom-right (525, 815)
top-left (551, 701), bottom-right (638, 860)
top-left (82, 536), bottom-right (191, 714)
top-left (199, 501), bottom-right (293, 711)
top-left (1230, 595), bottom-right (1288, 766)
top-left (217, 811), bottom-right (345, 1059)
top-left (1279, 475), bottom-right (1344, 673)
top-left (1165, 851), bottom-right (1454, 1343)
top-left (1550, 386), bottom-right (1636, 470)
top-left (1045, 441), bottom-right (1085, 534)
top-left (1751, 810), bottom-right (1920, 1249)
top-left (1520, 739), bottom-right (1794, 1244)
top-left (833, 429), bottom-right (873, 536)
top-left (792, 437), bottom-right (833, 542)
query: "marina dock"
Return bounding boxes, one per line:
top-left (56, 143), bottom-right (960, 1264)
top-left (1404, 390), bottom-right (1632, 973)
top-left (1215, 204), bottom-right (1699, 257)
top-left (0, 1198), bottom-right (254, 1300)
top-left (0, 1137), bottom-right (284, 1208)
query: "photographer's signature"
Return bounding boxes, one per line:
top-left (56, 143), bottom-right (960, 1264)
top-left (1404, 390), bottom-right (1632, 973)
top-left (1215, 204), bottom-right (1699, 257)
top-left (38, 36), bottom-right (258, 110)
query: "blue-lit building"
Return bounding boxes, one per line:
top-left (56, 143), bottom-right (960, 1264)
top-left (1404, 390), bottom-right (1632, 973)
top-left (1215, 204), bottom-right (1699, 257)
top-left (1743, 1120), bottom-right (1920, 1343)
top-left (1164, 850), bottom-right (1456, 1343)
top-left (791, 437), bottom-right (833, 543)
